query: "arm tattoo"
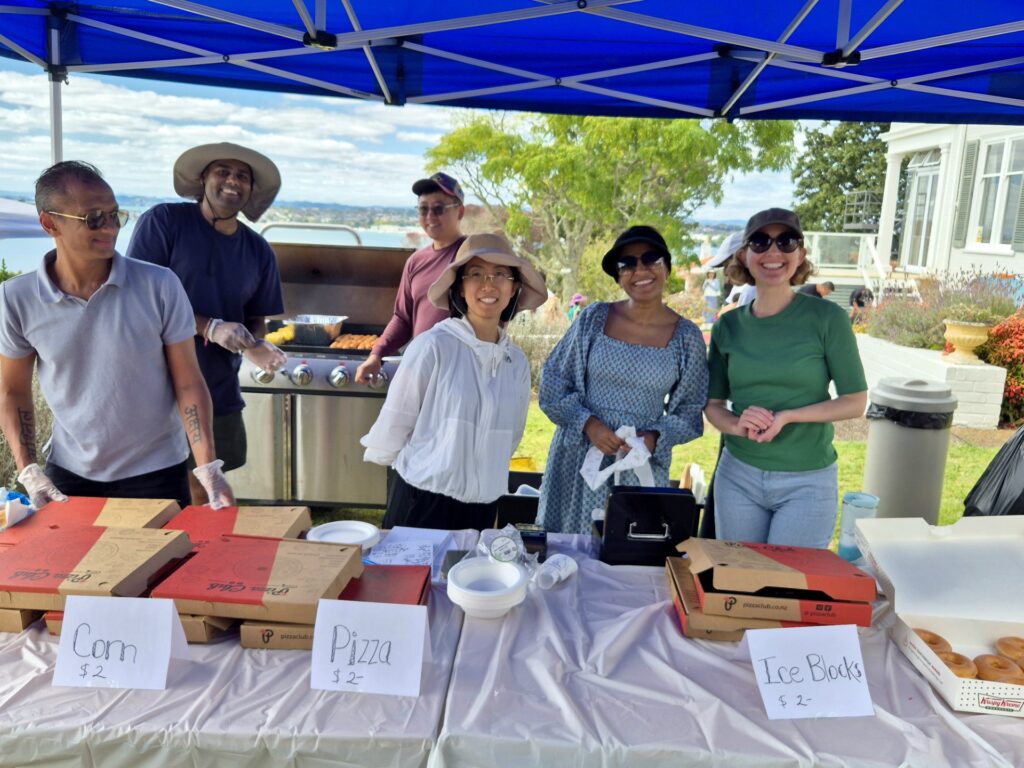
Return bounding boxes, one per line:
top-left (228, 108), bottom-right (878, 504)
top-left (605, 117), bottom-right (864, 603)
top-left (184, 404), bottom-right (202, 446)
top-left (17, 408), bottom-right (36, 464)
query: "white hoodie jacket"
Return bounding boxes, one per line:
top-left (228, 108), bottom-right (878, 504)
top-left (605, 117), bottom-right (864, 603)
top-left (361, 317), bottom-right (531, 504)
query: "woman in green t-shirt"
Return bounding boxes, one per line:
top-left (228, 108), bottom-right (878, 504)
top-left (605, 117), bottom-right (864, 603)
top-left (704, 208), bottom-right (867, 549)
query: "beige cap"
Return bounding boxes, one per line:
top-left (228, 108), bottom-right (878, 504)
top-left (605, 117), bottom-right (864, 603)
top-left (428, 233), bottom-right (547, 315)
top-left (173, 142), bottom-right (281, 222)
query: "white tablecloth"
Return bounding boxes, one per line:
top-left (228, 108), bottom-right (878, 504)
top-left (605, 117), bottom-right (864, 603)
top-left (0, 530), bottom-right (478, 768)
top-left (431, 535), bottom-right (1022, 768)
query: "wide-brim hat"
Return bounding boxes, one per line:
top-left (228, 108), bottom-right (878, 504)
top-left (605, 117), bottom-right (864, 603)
top-left (601, 225), bottom-right (670, 277)
top-left (743, 207), bottom-right (804, 242)
top-left (428, 232), bottom-right (547, 315)
top-left (706, 231), bottom-right (745, 269)
top-left (173, 142), bottom-right (281, 222)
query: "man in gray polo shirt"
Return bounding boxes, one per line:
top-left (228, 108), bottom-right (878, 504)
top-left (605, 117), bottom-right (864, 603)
top-left (0, 161), bottom-right (234, 509)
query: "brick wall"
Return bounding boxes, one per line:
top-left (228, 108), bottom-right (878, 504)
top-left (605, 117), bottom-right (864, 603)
top-left (855, 334), bottom-right (1006, 429)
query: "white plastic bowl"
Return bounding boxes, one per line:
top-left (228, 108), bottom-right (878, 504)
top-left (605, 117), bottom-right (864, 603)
top-left (447, 558), bottom-right (527, 619)
top-left (306, 520), bottom-right (380, 551)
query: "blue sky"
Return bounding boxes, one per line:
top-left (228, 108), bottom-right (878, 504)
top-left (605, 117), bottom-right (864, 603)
top-left (0, 56), bottom-right (794, 218)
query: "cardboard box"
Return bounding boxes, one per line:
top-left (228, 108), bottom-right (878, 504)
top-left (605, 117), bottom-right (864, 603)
top-left (151, 535), bottom-right (363, 624)
top-left (0, 497), bottom-right (181, 547)
top-left (678, 538), bottom-right (876, 627)
top-left (44, 610), bottom-right (61, 635)
top-left (239, 564), bottom-right (431, 650)
top-left (0, 607), bottom-right (41, 633)
top-left (240, 621), bottom-right (315, 650)
top-left (0, 527), bottom-right (192, 611)
top-left (857, 516), bottom-right (1024, 718)
top-left (179, 614), bottom-right (238, 644)
top-left (164, 505), bottom-right (312, 551)
top-left (665, 557), bottom-right (809, 641)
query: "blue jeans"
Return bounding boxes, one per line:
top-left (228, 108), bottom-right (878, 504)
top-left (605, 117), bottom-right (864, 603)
top-left (713, 447), bottom-right (838, 549)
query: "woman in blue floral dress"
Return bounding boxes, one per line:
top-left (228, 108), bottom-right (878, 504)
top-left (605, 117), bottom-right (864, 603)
top-left (537, 226), bottom-right (708, 534)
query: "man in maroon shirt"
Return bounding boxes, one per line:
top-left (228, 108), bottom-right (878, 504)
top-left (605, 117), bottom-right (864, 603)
top-left (355, 172), bottom-right (467, 384)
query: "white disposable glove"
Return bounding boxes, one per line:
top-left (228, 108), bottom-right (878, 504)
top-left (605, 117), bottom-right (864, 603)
top-left (192, 459), bottom-right (235, 509)
top-left (243, 339), bottom-right (287, 372)
top-left (17, 463), bottom-right (68, 509)
top-left (206, 319), bottom-right (256, 354)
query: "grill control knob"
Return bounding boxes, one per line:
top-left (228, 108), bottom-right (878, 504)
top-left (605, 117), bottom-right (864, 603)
top-left (251, 367), bottom-right (275, 385)
top-left (290, 363), bottom-right (313, 386)
top-left (368, 370), bottom-right (389, 390)
top-left (328, 365), bottom-right (349, 389)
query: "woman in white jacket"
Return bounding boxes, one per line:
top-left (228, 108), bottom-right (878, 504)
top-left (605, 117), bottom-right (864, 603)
top-left (361, 232), bottom-right (547, 530)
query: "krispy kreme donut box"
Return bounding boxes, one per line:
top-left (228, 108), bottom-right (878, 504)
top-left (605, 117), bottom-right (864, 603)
top-left (857, 516), bottom-right (1024, 718)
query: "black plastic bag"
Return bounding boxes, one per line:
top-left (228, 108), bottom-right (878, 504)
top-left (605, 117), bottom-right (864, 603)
top-left (963, 424), bottom-right (1024, 516)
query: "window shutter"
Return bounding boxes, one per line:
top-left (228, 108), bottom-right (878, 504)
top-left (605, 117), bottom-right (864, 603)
top-left (952, 140), bottom-right (979, 249)
top-left (1013, 179), bottom-right (1024, 253)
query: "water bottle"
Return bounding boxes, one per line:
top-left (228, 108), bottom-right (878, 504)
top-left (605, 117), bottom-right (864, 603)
top-left (838, 492), bottom-right (880, 562)
top-left (535, 554), bottom-right (578, 590)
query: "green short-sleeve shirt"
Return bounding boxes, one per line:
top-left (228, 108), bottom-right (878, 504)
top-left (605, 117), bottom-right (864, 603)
top-left (707, 293), bottom-right (867, 471)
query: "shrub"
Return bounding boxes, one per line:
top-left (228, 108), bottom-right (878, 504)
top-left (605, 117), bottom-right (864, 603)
top-left (977, 312), bottom-right (1024, 426)
top-left (866, 296), bottom-right (947, 349)
top-left (665, 283), bottom-right (705, 325)
top-left (507, 309), bottom-right (568, 391)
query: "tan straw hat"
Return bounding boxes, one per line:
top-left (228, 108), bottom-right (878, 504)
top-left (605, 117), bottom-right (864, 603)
top-left (173, 142), bottom-right (281, 222)
top-left (428, 232), bottom-right (547, 315)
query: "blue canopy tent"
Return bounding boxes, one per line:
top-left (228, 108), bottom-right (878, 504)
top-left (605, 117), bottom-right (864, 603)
top-left (1, 1), bottom-right (1023, 161)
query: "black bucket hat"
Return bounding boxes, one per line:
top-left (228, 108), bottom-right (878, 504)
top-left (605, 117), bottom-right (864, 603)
top-left (600, 225), bottom-right (671, 278)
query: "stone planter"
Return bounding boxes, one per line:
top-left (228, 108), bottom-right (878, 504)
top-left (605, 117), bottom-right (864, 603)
top-left (942, 319), bottom-right (993, 364)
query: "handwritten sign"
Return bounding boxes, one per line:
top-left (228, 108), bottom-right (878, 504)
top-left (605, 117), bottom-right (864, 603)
top-left (746, 625), bottom-right (874, 720)
top-left (310, 599), bottom-right (429, 697)
top-left (368, 540), bottom-right (434, 567)
top-left (53, 597), bottom-right (190, 690)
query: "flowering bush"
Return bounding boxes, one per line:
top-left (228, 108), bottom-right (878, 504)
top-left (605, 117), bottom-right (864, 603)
top-left (977, 312), bottom-right (1024, 426)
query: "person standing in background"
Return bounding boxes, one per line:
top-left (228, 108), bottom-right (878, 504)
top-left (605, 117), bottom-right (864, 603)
top-left (355, 172), bottom-right (467, 384)
top-left (567, 293), bottom-right (587, 321)
top-left (702, 270), bottom-right (720, 325)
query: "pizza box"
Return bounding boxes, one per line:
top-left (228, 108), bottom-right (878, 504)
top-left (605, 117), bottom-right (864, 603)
top-left (44, 610), bottom-right (62, 635)
top-left (0, 527), bottom-right (192, 611)
top-left (239, 564), bottom-right (431, 650)
top-left (0, 607), bottom-right (41, 633)
top-left (163, 505), bottom-right (312, 551)
top-left (150, 535), bottom-right (363, 624)
top-left (0, 497), bottom-right (180, 547)
top-left (856, 516), bottom-right (1024, 718)
top-left (665, 557), bottom-right (810, 641)
top-left (179, 614), bottom-right (238, 644)
top-left (678, 537), bottom-right (877, 606)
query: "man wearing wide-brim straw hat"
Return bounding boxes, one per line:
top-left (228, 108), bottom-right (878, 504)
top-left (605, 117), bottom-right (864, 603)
top-left (361, 232), bottom-right (546, 531)
top-left (127, 142), bottom-right (287, 505)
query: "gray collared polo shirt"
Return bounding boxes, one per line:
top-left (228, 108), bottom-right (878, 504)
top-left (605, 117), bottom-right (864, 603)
top-left (0, 251), bottom-right (196, 481)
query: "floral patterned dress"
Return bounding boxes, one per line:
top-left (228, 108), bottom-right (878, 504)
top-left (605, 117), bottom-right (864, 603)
top-left (537, 302), bottom-right (708, 534)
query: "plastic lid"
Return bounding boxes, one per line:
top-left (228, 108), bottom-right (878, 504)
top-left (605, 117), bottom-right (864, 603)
top-left (869, 377), bottom-right (958, 413)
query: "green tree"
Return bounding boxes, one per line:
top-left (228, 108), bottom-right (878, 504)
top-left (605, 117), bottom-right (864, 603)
top-left (427, 114), bottom-right (795, 298)
top-left (0, 260), bottom-right (19, 282)
top-left (792, 122), bottom-right (889, 232)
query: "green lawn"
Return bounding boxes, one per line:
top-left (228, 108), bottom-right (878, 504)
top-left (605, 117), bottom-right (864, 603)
top-left (327, 401), bottom-right (999, 536)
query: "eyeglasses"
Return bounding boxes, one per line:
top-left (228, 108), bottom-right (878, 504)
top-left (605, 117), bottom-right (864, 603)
top-left (416, 203), bottom-right (461, 217)
top-left (745, 230), bottom-right (803, 254)
top-left (47, 209), bottom-right (130, 230)
top-left (616, 251), bottom-right (666, 274)
top-left (462, 270), bottom-right (516, 286)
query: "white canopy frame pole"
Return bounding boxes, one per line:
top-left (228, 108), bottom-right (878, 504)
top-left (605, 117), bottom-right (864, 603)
top-left (835, 0), bottom-right (851, 48)
top-left (842, 0), bottom-right (903, 58)
top-left (340, 0), bottom-right (394, 104)
top-left (47, 18), bottom-right (63, 163)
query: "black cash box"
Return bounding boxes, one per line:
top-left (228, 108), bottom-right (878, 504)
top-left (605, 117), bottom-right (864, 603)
top-left (592, 486), bottom-right (699, 566)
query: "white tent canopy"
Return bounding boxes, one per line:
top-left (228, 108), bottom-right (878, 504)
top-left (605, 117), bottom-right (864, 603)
top-left (0, 198), bottom-right (41, 240)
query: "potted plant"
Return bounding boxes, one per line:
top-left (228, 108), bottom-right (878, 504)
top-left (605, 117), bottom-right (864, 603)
top-left (943, 302), bottom-right (1012, 364)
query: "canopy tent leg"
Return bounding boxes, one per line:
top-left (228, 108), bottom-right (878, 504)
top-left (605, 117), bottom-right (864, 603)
top-left (47, 20), bottom-right (63, 163)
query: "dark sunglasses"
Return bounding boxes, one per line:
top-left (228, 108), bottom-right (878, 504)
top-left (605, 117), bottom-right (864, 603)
top-left (47, 209), bottom-right (130, 230)
top-left (616, 250), bottom-right (666, 273)
top-left (415, 203), bottom-right (460, 217)
top-left (746, 230), bottom-right (803, 254)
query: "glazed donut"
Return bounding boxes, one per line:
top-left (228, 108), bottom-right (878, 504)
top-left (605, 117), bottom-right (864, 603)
top-left (974, 654), bottom-right (1024, 684)
top-left (937, 651), bottom-right (978, 679)
top-left (914, 628), bottom-right (952, 655)
top-left (995, 636), bottom-right (1024, 664)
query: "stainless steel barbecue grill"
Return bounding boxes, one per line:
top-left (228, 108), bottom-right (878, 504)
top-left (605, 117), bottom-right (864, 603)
top-left (226, 241), bottom-right (412, 507)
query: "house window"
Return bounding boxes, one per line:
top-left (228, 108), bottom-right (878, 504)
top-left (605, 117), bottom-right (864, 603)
top-left (903, 150), bottom-right (940, 267)
top-left (973, 137), bottom-right (1024, 246)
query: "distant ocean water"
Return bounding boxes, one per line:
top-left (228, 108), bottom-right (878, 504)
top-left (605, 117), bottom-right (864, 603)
top-left (0, 220), bottom-right (412, 275)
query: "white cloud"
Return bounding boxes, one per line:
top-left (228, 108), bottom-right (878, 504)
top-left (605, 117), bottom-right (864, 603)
top-left (0, 67), bottom-right (456, 205)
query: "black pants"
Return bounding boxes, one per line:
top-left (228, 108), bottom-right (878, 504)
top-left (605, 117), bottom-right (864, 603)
top-left (44, 461), bottom-right (191, 510)
top-left (384, 473), bottom-right (497, 531)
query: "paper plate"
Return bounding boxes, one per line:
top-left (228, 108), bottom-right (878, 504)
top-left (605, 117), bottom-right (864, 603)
top-left (307, 520), bottom-right (381, 551)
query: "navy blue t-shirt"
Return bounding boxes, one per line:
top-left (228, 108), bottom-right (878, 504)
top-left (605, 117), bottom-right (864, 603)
top-left (126, 203), bottom-right (284, 414)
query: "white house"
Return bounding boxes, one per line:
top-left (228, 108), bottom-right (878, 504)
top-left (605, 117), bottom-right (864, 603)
top-left (878, 123), bottom-right (1024, 276)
